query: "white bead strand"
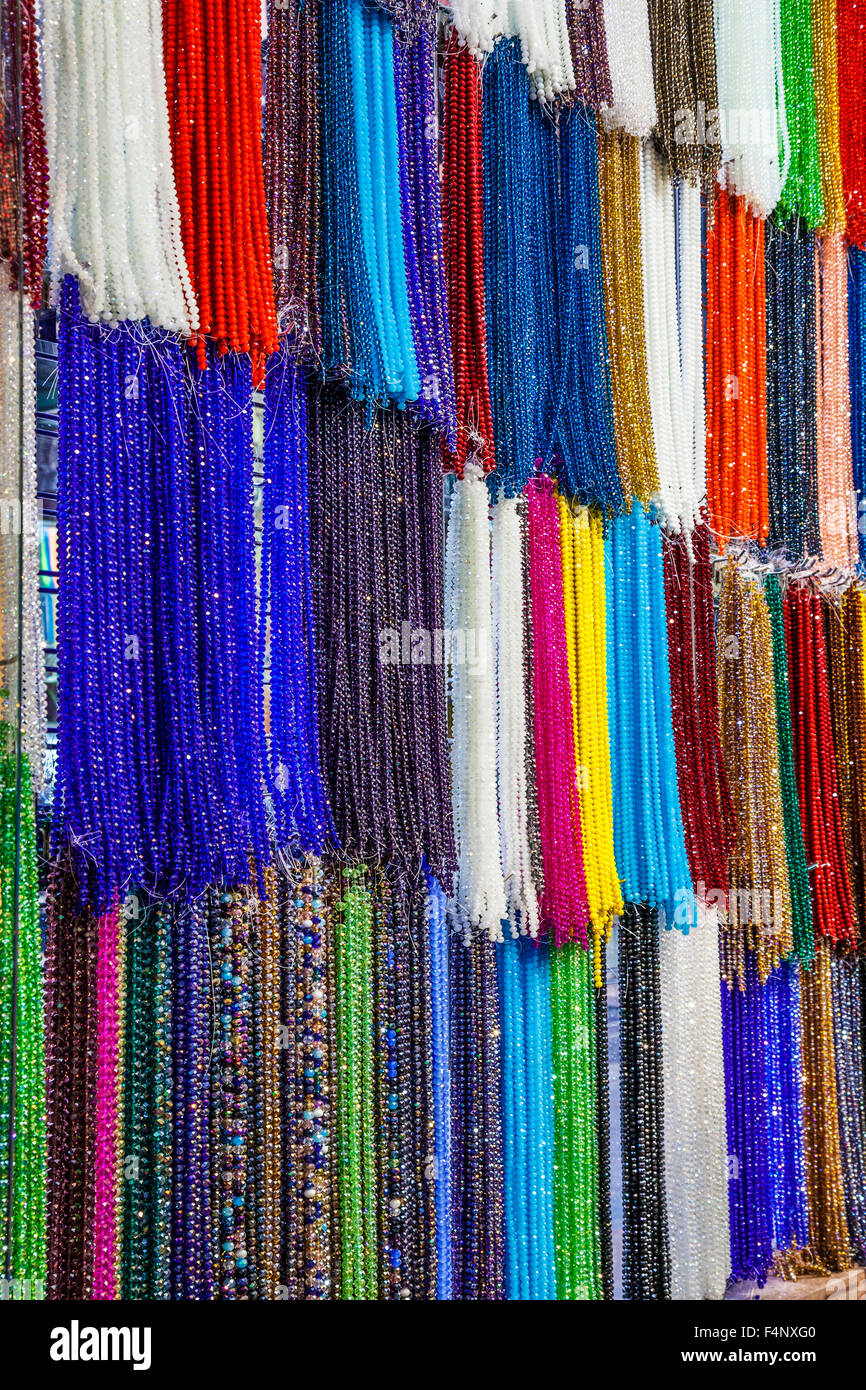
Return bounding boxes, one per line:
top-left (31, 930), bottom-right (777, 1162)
top-left (491, 495), bottom-right (540, 938)
top-left (42, 0), bottom-right (197, 334)
top-left (445, 467), bottom-right (507, 942)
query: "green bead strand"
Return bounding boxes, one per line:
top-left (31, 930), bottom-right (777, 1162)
top-left (765, 574), bottom-right (815, 964)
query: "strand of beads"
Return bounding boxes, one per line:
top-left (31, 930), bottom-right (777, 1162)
top-left (289, 861), bottom-right (334, 1299)
top-left (712, 0), bottom-right (789, 218)
top-left (663, 527), bottom-right (735, 896)
top-left (44, 865), bottom-right (93, 1298)
top-left (811, 0), bottom-right (846, 232)
top-left (169, 899), bottom-right (213, 1299)
top-left (213, 890), bottom-right (252, 1299)
top-left (491, 494), bottom-right (540, 939)
top-left (449, 928), bottom-right (505, 1299)
top-left (393, 16), bottom-right (457, 442)
top-left (599, 0), bottom-right (657, 136)
top-left (763, 960), bottom-right (810, 1272)
top-left (594, 943), bottom-right (614, 1299)
top-left (445, 467), bottom-right (505, 938)
top-left (334, 871), bottom-right (377, 1300)
top-left (251, 869), bottom-right (282, 1299)
top-left (306, 390), bottom-right (453, 879)
top-left (526, 476), bottom-right (589, 946)
top-left (716, 563), bottom-right (792, 983)
top-left (800, 936), bottom-right (852, 1272)
top-left (162, 0), bottom-right (276, 370)
top-left (705, 190), bottom-right (769, 547)
top-left (659, 903), bottom-right (730, 1300)
top-left (0, 0), bottom-right (47, 305)
top-left (824, 592), bottom-right (866, 937)
top-left (815, 234), bottom-right (858, 568)
top-left (0, 289), bottom-right (45, 773)
top-left (778, 0), bottom-right (824, 226)
top-left (442, 31), bottom-right (495, 476)
top-left (596, 130), bottom-right (659, 510)
top-left (550, 941), bottom-right (604, 1300)
top-left (850, 248), bottom-right (866, 562)
top-left (830, 953), bottom-right (866, 1262)
top-left (765, 218), bottom-right (820, 559)
top-left (784, 582), bottom-right (858, 951)
top-left (606, 504), bottom-right (693, 918)
top-left (497, 934), bottom-right (557, 1300)
top-left (647, 0), bottom-right (721, 185)
top-left (0, 745), bottom-right (45, 1293)
top-left (541, 107), bottom-right (622, 513)
top-left (263, 0), bottom-right (321, 352)
top-left (639, 142), bottom-right (704, 538)
top-left (619, 905), bottom-right (671, 1301)
top-left (42, 0), bottom-right (195, 333)
top-left (722, 950), bottom-right (773, 1285)
top-left (765, 574), bottom-right (814, 964)
top-left (837, 0), bottom-right (866, 248)
top-left (261, 352), bottom-right (334, 857)
top-left (564, 0), bottom-right (612, 109)
top-left (559, 498), bottom-right (622, 974)
top-left (427, 872), bottom-right (452, 1300)
top-left (92, 905), bottom-right (121, 1299)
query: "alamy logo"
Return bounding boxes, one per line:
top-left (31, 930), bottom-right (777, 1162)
top-left (49, 1320), bottom-right (152, 1372)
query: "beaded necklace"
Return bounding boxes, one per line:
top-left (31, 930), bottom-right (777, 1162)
top-left (618, 905), bottom-right (671, 1301)
top-left (705, 190), bottom-right (769, 548)
top-left (659, 904), bottom-right (730, 1300)
top-left (837, 0), bottom-right (866, 248)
